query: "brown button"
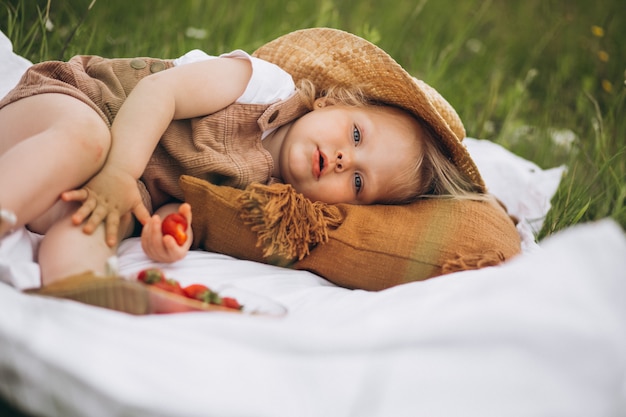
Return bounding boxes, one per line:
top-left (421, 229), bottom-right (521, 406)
top-left (150, 62), bottom-right (166, 73)
top-left (130, 58), bottom-right (147, 69)
top-left (268, 110), bottom-right (279, 123)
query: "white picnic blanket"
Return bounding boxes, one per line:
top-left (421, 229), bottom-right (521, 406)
top-left (1, 30), bottom-right (625, 417)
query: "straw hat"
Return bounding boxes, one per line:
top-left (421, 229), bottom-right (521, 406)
top-left (253, 27), bottom-right (486, 193)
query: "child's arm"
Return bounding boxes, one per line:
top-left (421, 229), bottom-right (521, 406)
top-left (141, 202), bottom-right (193, 263)
top-left (62, 57), bottom-right (252, 246)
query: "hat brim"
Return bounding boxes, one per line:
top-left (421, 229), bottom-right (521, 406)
top-left (252, 27), bottom-right (485, 193)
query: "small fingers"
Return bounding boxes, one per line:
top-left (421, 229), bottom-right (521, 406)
top-left (179, 203), bottom-right (192, 221)
top-left (71, 198), bottom-right (97, 226)
top-left (141, 214), bottom-right (162, 259)
top-left (82, 204), bottom-right (109, 234)
top-left (61, 189), bottom-right (89, 203)
top-left (157, 235), bottom-right (186, 263)
top-left (133, 203), bottom-right (152, 226)
top-left (179, 203), bottom-right (192, 247)
top-left (105, 213), bottom-right (121, 248)
top-left (162, 234), bottom-right (185, 257)
top-left (141, 214), bottom-right (186, 263)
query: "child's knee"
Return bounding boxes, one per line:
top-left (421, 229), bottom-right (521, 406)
top-left (53, 115), bottom-right (111, 167)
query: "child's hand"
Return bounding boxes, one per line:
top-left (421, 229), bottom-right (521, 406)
top-left (141, 203), bottom-right (192, 263)
top-left (61, 167), bottom-right (151, 247)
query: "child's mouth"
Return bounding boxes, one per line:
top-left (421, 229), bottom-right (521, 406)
top-left (312, 148), bottom-right (326, 179)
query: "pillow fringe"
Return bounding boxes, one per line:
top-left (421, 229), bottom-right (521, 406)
top-left (441, 250), bottom-right (506, 274)
top-left (238, 183), bottom-right (343, 260)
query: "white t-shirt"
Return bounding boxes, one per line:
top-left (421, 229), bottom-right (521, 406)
top-left (174, 49), bottom-right (296, 105)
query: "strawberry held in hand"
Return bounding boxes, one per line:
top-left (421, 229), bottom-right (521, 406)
top-left (161, 212), bottom-right (188, 246)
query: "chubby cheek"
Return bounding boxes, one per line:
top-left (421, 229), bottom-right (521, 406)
top-left (280, 141), bottom-right (308, 182)
top-left (288, 181), bottom-right (320, 202)
top-left (300, 180), bottom-right (353, 204)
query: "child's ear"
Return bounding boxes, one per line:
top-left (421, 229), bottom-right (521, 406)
top-left (313, 97), bottom-right (335, 109)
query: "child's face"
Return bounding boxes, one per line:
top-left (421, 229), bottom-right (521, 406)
top-left (278, 103), bottom-right (424, 204)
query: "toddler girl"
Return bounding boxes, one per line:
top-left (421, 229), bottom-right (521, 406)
top-left (0, 28), bottom-right (486, 285)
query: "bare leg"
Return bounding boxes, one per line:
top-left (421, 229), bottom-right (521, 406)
top-left (37, 200), bottom-right (135, 285)
top-left (0, 93), bottom-right (111, 233)
top-left (0, 93), bottom-right (118, 282)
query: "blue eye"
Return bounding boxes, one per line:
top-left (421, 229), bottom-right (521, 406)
top-left (353, 126), bottom-right (361, 145)
top-left (354, 173), bottom-right (363, 193)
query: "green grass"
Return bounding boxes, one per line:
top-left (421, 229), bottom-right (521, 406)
top-left (1, 0), bottom-right (625, 240)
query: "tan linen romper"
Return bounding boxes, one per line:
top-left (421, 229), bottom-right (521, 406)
top-left (0, 56), bottom-right (174, 125)
top-left (0, 55), bottom-right (310, 211)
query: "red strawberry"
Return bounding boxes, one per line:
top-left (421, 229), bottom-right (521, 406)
top-left (152, 278), bottom-right (186, 296)
top-left (162, 212), bottom-right (188, 246)
top-left (221, 297), bottom-right (243, 310)
top-left (137, 268), bottom-right (165, 284)
top-left (183, 284), bottom-right (213, 302)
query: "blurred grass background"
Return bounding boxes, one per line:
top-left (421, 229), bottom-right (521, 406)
top-left (1, 0), bottom-right (625, 240)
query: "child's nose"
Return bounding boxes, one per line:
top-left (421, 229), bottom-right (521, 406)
top-left (334, 151), bottom-right (352, 172)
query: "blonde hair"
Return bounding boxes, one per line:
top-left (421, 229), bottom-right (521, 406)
top-left (417, 124), bottom-right (488, 200)
top-left (297, 79), bottom-right (486, 203)
top-left (298, 78), bottom-right (368, 108)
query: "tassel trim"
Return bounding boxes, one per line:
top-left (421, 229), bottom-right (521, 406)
top-left (441, 250), bottom-right (506, 274)
top-left (238, 183), bottom-right (343, 261)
